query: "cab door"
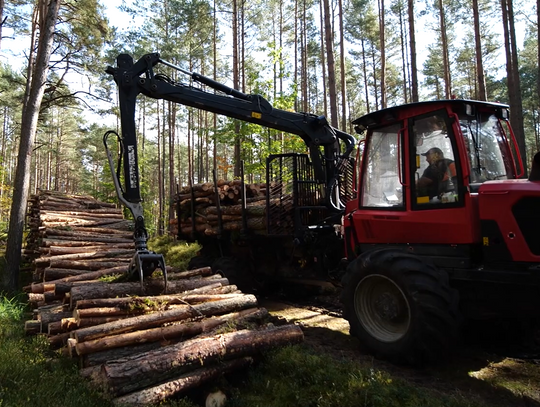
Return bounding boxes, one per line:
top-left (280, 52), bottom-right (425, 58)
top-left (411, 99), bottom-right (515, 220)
top-left (352, 110), bottom-right (478, 247)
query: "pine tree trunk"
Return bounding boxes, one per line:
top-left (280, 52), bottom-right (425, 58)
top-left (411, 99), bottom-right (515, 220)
top-left (0, 0), bottom-right (4, 51)
top-left (319, 0), bottom-right (328, 117)
top-left (473, 0), bottom-right (487, 100)
top-left (398, 2), bottom-right (409, 103)
top-left (501, 0), bottom-right (527, 171)
top-left (3, 0), bottom-right (62, 292)
top-left (378, 0), bottom-right (386, 109)
top-left (322, 0), bottom-right (338, 128)
top-left (408, 0), bottom-right (419, 102)
top-left (232, 0), bottom-right (241, 177)
top-left (438, 0), bottom-right (451, 99)
top-left (338, 0), bottom-right (347, 129)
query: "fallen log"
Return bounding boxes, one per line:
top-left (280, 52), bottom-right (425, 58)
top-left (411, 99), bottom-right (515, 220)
top-left (112, 357), bottom-right (253, 406)
top-left (46, 258), bottom-right (130, 271)
top-left (49, 332), bottom-right (71, 349)
top-left (43, 265), bottom-right (127, 281)
top-left (24, 320), bottom-right (42, 335)
top-left (47, 243), bottom-right (134, 255)
top-left (69, 277), bottom-right (229, 308)
top-left (41, 239), bottom-right (117, 248)
top-left (83, 342), bottom-right (167, 368)
top-left (73, 308), bottom-right (266, 356)
top-left (73, 294), bottom-right (257, 343)
top-left (32, 265), bottom-right (128, 293)
top-left (76, 316), bottom-right (131, 328)
top-left (75, 306), bottom-right (140, 319)
top-left (34, 249), bottom-right (134, 266)
top-left (97, 324), bottom-right (304, 396)
top-left (74, 286), bottom-right (241, 310)
top-left (74, 294), bottom-right (242, 313)
top-left (28, 292), bottom-right (64, 306)
top-left (166, 266), bottom-right (213, 280)
top-left (40, 212), bottom-right (124, 222)
top-left (38, 309), bottom-right (73, 328)
top-left (42, 232), bottom-right (132, 245)
top-left (48, 320), bottom-right (64, 335)
top-left (40, 208), bottom-right (122, 215)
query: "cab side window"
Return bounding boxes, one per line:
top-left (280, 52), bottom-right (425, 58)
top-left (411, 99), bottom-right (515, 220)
top-left (361, 123), bottom-right (404, 208)
top-left (413, 115), bottom-right (459, 205)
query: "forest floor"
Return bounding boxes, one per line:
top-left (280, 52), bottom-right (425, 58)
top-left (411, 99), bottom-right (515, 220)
top-left (259, 296), bottom-right (540, 407)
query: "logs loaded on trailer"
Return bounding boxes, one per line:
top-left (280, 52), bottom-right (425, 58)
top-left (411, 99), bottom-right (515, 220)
top-left (23, 190), bottom-right (304, 406)
top-left (172, 180), bottom-right (286, 238)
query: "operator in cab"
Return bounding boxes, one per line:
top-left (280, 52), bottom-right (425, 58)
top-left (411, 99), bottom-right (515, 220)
top-left (416, 147), bottom-right (457, 200)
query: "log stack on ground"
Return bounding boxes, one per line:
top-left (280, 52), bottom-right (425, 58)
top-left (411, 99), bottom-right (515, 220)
top-left (24, 190), bottom-right (133, 286)
top-left (23, 190), bottom-right (304, 405)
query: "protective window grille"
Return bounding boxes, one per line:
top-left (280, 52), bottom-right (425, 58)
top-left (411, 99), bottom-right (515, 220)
top-left (266, 154), bottom-right (327, 236)
top-left (340, 157), bottom-right (356, 204)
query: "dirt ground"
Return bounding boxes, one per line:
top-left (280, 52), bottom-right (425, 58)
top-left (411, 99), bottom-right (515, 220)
top-left (260, 298), bottom-right (540, 407)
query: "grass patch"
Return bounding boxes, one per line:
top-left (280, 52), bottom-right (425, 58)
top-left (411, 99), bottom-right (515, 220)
top-left (0, 295), bottom-right (115, 407)
top-left (228, 345), bottom-right (488, 407)
top-left (0, 295), bottom-right (199, 407)
top-left (148, 235), bottom-right (200, 270)
top-left (0, 294), bottom-right (532, 407)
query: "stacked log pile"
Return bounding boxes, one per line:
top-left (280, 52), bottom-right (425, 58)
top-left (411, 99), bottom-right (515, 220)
top-left (172, 180), bottom-right (293, 237)
top-left (24, 190), bottom-right (133, 284)
top-left (23, 190), bottom-right (303, 405)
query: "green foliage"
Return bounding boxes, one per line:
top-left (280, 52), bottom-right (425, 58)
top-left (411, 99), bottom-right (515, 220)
top-left (229, 345), bottom-right (487, 407)
top-left (148, 235), bottom-right (201, 270)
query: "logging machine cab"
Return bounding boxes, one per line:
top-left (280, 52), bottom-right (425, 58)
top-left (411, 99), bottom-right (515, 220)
top-left (345, 100), bottom-right (528, 258)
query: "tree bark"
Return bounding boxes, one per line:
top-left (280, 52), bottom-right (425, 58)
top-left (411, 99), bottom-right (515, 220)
top-left (322, 0), bottom-right (338, 128)
top-left (338, 0), bottom-right (347, 129)
top-left (378, 0), bottom-right (386, 108)
top-left (438, 0), bottom-right (451, 98)
top-left (73, 294), bottom-right (258, 343)
top-left (74, 292), bottom-right (243, 310)
top-left (73, 308), bottom-right (266, 356)
top-left (472, 0), bottom-right (487, 100)
top-left (69, 277), bottom-right (229, 308)
top-left (501, 0), bottom-right (527, 171)
top-left (408, 0), bottom-right (419, 102)
top-left (97, 324), bottom-right (304, 396)
top-left (112, 357), bottom-right (253, 406)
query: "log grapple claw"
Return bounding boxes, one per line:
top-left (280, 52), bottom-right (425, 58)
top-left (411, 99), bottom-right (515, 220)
top-left (128, 250), bottom-right (167, 293)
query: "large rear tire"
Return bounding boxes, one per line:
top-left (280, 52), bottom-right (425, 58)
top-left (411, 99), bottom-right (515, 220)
top-left (188, 255), bottom-right (214, 270)
top-left (341, 249), bottom-right (460, 365)
top-left (212, 256), bottom-right (254, 291)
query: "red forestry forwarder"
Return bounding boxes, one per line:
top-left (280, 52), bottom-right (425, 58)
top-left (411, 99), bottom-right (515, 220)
top-left (106, 52), bottom-right (540, 365)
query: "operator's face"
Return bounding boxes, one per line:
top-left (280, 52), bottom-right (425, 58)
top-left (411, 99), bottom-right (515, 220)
top-left (425, 152), bottom-right (439, 165)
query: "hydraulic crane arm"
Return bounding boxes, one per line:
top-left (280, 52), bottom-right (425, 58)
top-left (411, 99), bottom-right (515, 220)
top-left (104, 53), bottom-right (356, 287)
top-left (105, 53), bottom-right (356, 204)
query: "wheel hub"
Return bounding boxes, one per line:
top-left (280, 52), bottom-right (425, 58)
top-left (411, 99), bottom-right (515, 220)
top-left (374, 292), bottom-right (401, 321)
top-left (353, 274), bottom-right (411, 343)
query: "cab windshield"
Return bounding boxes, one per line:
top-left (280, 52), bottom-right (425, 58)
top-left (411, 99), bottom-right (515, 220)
top-left (458, 112), bottom-right (515, 183)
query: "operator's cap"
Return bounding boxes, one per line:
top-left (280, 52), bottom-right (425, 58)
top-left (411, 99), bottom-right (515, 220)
top-left (421, 147), bottom-right (443, 156)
